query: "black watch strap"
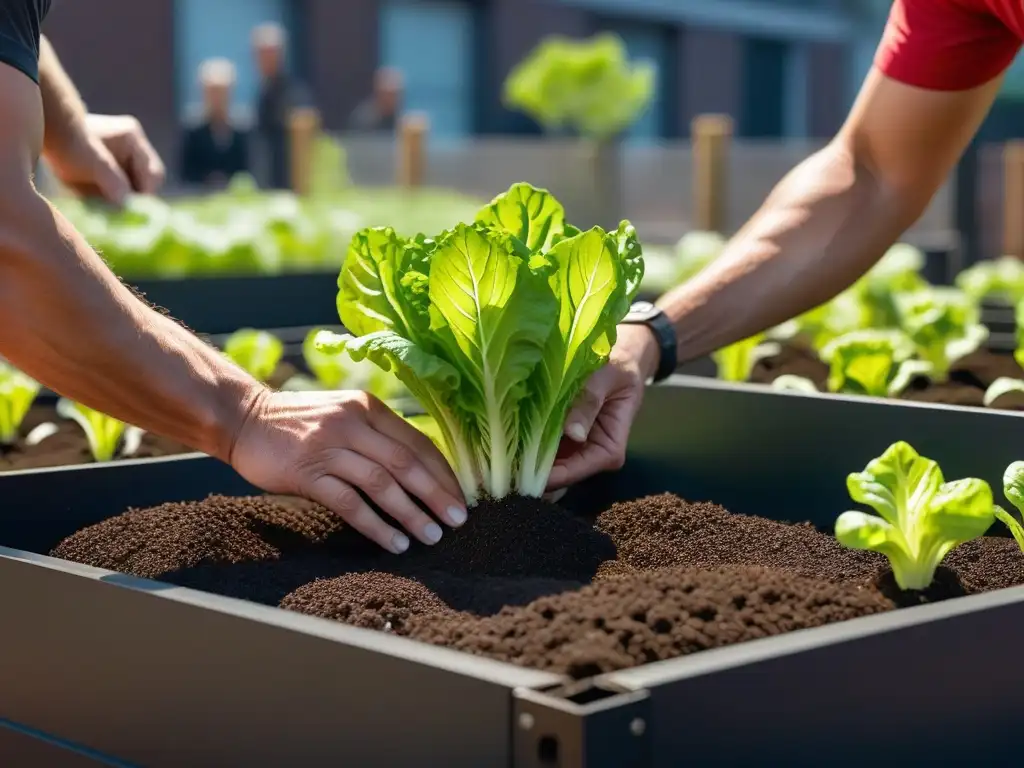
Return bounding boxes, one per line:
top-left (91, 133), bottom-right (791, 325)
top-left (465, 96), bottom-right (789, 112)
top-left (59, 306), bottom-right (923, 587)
top-left (621, 301), bottom-right (678, 383)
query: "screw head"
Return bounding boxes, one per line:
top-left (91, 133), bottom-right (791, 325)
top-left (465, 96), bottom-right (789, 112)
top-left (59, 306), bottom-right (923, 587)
top-left (519, 713), bottom-right (535, 731)
top-left (629, 718), bottom-right (646, 737)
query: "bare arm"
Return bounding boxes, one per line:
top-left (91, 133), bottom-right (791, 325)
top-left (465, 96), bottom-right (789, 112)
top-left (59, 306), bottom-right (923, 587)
top-left (0, 65), bottom-right (260, 460)
top-left (38, 34), bottom-right (88, 154)
top-left (656, 69), bottom-right (1002, 366)
top-left (549, 68), bottom-right (1005, 490)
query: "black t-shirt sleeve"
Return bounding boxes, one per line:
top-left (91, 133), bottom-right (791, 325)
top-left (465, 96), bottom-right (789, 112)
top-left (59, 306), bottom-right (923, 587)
top-left (0, 0), bottom-right (51, 84)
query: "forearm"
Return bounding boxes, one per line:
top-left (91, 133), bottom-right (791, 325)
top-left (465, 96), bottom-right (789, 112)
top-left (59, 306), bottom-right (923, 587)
top-left (38, 35), bottom-right (88, 154)
top-left (0, 190), bottom-right (264, 461)
top-left (658, 141), bottom-right (927, 363)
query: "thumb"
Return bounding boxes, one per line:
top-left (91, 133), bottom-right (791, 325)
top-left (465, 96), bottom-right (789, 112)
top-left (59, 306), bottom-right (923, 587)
top-left (563, 378), bottom-right (608, 443)
top-left (88, 143), bottom-right (131, 206)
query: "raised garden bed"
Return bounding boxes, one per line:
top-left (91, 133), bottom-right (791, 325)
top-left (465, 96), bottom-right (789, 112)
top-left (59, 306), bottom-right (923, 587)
top-left (2, 377), bottom-right (1024, 766)
top-left (131, 272), bottom-right (340, 335)
top-left (746, 342), bottom-right (1024, 411)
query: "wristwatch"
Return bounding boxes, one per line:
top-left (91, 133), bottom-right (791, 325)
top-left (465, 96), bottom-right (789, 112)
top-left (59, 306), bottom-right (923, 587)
top-left (621, 301), bottom-right (677, 383)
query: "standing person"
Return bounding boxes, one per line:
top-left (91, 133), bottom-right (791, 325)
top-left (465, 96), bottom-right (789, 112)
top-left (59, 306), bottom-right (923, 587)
top-left (547, 0), bottom-right (1024, 490)
top-left (0, 3), bottom-right (467, 553)
top-left (179, 58), bottom-right (250, 188)
top-left (252, 22), bottom-right (307, 190)
top-left (348, 67), bottom-right (404, 134)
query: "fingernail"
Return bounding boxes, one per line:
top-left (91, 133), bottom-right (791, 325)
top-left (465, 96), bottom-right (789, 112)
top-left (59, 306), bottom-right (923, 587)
top-left (390, 532), bottom-right (410, 554)
top-left (446, 506), bottom-right (468, 527)
top-left (423, 522), bottom-right (443, 545)
top-left (567, 423), bottom-right (587, 442)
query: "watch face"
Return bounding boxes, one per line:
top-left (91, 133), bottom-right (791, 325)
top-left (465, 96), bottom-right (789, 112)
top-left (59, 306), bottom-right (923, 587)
top-left (631, 301), bottom-right (655, 313)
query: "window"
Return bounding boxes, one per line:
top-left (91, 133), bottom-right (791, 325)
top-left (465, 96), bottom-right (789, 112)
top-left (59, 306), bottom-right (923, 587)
top-left (741, 36), bottom-right (807, 139)
top-left (174, 0), bottom-right (290, 121)
top-left (614, 24), bottom-right (673, 142)
top-left (380, 0), bottom-right (474, 138)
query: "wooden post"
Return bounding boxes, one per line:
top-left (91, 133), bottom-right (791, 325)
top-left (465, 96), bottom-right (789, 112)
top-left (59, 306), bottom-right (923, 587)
top-left (288, 107), bottom-right (321, 196)
top-left (397, 112), bottom-right (429, 189)
top-left (1004, 141), bottom-right (1024, 259)
top-left (691, 114), bottom-right (733, 233)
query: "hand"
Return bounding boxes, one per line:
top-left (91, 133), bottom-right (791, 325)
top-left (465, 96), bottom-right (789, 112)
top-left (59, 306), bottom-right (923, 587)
top-left (229, 389), bottom-right (468, 554)
top-left (546, 324), bottom-right (660, 491)
top-left (45, 114), bottom-right (166, 205)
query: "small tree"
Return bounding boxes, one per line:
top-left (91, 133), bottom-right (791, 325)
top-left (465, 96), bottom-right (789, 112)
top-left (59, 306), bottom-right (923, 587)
top-left (504, 33), bottom-right (655, 140)
top-left (503, 34), bottom-right (654, 228)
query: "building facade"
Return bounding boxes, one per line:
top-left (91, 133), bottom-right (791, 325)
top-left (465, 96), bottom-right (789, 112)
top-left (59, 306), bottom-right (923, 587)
top-left (45, 0), bottom-right (860, 166)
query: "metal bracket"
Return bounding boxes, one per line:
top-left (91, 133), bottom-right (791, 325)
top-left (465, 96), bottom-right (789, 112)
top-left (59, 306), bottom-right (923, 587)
top-left (512, 681), bottom-right (651, 768)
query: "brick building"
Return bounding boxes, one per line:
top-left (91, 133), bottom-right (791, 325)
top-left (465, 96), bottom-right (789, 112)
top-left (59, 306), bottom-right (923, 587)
top-left (44, 0), bottom-right (862, 165)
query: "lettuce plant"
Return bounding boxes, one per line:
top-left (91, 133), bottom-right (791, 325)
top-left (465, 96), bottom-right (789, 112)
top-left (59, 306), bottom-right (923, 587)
top-left (0, 363), bottom-right (40, 445)
top-left (283, 328), bottom-right (407, 403)
top-left (835, 441), bottom-right (995, 591)
top-left (56, 399), bottom-right (144, 462)
top-left (995, 462), bottom-right (1024, 553)
top-left (854, 243), bottom-right (930, 328)
top-left (956, 256), bottom-right (1024, 304)
top-left (223, 329), bottom-right (284, 383)
top-left (712, 334), bottom-right (780, 383)
top-left (319, 182), bottom-right (642, 503)
top-left (895, 287), bottom-right (988, 381)
top-left (821, 330), bottom-right (931, 397)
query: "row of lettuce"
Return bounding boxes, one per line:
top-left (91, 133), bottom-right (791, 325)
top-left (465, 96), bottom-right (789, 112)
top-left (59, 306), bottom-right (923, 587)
top-left (678, 237), bottom-right (1024, 403)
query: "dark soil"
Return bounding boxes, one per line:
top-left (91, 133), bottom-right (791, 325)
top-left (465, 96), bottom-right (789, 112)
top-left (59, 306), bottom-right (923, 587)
top-left (0, 405), bottom-right (190, 471)
top-left (755, 344), bottom-right (1024, 411)
top-left (51, 491), bottom-right (1024, 679)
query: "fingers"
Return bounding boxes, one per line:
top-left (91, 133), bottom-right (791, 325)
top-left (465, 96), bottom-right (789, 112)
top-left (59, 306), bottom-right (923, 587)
top-left (327, 450), bottom-right (446, 546)
top-left (305, 473), bottom-right (410, 555)
top-left (353, 418), bottom-right (468, 529)
top-left (563, 379), bottom-right (608, 444)
top-left (546, 396), bottom-right (637, 491)
top-left (124, 129), bottom-right (166, 194)
top-left (366, 403), bottom-right (466, 504)
top-left (88, 143), bottom-right (131, 206)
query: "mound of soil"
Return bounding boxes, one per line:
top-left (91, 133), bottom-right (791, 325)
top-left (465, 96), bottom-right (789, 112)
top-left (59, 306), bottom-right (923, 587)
top-left (52, 491), bottom-right (1024, 679)
top-left (0, 405), bottom-right (189, 471)
top-left (406, 565), bottom-right (893, 678)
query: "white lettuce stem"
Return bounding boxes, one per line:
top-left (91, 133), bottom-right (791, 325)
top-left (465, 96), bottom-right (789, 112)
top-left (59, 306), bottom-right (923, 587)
top-left (423, 395), bottom-right (483, 505)
top-left (483, 388), bottom-right (511, 499)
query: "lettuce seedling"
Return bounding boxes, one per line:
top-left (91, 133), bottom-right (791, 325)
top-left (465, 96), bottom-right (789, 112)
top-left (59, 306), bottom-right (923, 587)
top-left (854, 243), bottom-right (930, 328)
top-left (320, 182), bottom-right (642, 503)
top-left (56, 399), bottom-right (144, 462)
top-left (712, 334), bottom-right (780, 383)
top-left (223, 329), bottom-right (284, 382)
top-left (956, 256), bottom-right (1024, 304)
top-left (819, 329), bottom-right (931, 397)
top-left (0, 364), bottom-right (40, 445)
top-left (772, 289), bottom-right (866, 351)
top-left (295, 328), bottom-right (407, 402)
top-left (995, 461), bottom-right (1024, 553)
top-left (895, 287), bottom-right (988, 381)
top-left (835, 441), bottom-right (995, 591)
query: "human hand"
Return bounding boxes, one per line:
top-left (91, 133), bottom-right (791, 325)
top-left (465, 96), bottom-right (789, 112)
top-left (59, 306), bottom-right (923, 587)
top-left (546, 324), bottom-right (660, 491)
top-left (45, 114), bottom-right (166, 205)
top-left (229, 389), bottom-right (468, 554)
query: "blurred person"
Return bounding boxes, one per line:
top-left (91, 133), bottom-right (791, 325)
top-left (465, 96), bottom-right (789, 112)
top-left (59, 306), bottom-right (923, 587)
top-left (179, 58), bottom-right (250, 188)
top-left (549, 0), bottom-right (1024, 491)
top-left (348, 67), bottom-right (404, 133)
top-left (252, 22), bottom-right (308, 189)
top-left (0, 3), bottom-right (467, 553)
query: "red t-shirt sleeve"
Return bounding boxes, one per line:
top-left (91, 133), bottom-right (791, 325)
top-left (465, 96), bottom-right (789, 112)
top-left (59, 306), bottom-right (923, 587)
top-left (875, 0), bottom-right (1021, 91)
